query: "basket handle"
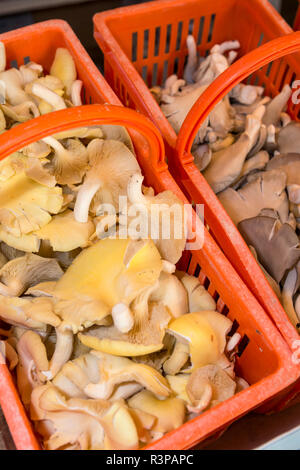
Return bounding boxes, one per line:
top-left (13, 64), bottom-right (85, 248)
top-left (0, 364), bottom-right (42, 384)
top-left (176, 31), bottom-right (300, 163)
top-left (0, 104), bottom-right (167, 171)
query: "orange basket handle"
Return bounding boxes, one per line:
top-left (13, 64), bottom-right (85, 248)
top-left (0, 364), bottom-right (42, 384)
top-left (0, 104), bottom-right (167, 170)
top-left (176, 31), bottom-right (300, 162)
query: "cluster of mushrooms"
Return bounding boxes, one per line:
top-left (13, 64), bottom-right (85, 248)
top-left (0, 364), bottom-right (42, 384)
top-left (152, 35), bottom-right (300, 332)
top-left (0, 42), bottom-right (247, 450)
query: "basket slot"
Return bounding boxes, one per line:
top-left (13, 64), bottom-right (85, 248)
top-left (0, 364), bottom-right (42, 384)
top-left (228, 319), bottom-right (240, 337)
top-left (23, 56), bottom-right (30, 65)
top-left (207, 13), bottom-right (216, 43)
top-left (197, 16), bottom-right (205, 46)
top-left (237, 335), bottom-right (250, 357)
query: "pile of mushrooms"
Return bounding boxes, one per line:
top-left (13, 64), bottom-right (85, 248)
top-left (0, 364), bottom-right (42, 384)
top-left (0, 42), bottom-right (247, 449)
top-left (152, 35), bottom-right (300, 333)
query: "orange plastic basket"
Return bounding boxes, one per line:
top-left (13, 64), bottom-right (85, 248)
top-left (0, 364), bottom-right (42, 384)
top-left (0, 104), bottom-right (298, 451)
top-left (93, 0), bottom-right (292, 159)
top-left (294, 0), bottom-right (300, 30)
top-left (93, 0), bottom-right (300, 411)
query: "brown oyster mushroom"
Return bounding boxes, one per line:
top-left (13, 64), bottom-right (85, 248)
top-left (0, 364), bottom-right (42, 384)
top-left (282, 264), bottom-right (300, 330)
top-left (203, 106), bottom-right (265, 193)
top-left (0, 253), bottom-right (63, 297)
top-left (248, 245), bottom-right (281, 300)
top-left (266, 153), bottom-right (300, 187)
top-left (263, 84), bottom-right (292, 127)
top-left (239, 216), bottom-right (300, 283)
top-left (218, 169), bottom-right (289, 226)
top-left (278, 122), bottom-right (300, 154)
top-left (186, 364), bottom-right (236, 411)
top-left (192, 144), bottom-right (212, 172)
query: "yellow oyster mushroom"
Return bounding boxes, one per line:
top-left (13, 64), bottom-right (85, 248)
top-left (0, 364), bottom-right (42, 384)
top-left (167, 312), bottom-right (220, 371)
top-left (35, 210), bottom-right (94, 251)
top-left (0, 172), bottom-right (63, 237)
top-left (50, 48), bottom-right (77, 96)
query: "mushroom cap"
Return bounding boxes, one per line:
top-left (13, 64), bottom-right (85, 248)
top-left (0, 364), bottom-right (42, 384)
top-left (35, 210), bottom-right (94, 252)
top-left (45, 137), bottom-right (88, 185)
top-left (239, 216), bottom-right (300, 283)
top-left (176, 272), bottom-right (216, 312)
top-left (0, 228), bottom-right (40, 252)
top-left (78, 302), bottom-right (170, 357)
top-left (266, 153), bottom-right (300, 186)
top-left (218, 169), bottom-right (289, 226)
top-left (50, 48), bottom-right (77, 96)
top-left (128, 390), bottom-right (186, 433)
top-left (150, 272), bottom-right (188, 318)
top-left (186, 364), bottom-right (236, 409)
top-left (278, 122), bottom-right (300, 154)
top-left (99, 125), bottom-right (134, 153)
top-left (0, 253), bottom-right (63, 296)
top-left (25, 157), bottom-right (56, 187)
top-left (0, 172), bottom-right (63, 236)
top-left (54, 238), bottom-right (162, 306)
top-left (167, 312), bottom-right (220, 371)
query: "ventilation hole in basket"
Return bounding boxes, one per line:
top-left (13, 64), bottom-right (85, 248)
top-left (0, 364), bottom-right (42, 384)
top-left (188, 18), bottom-right (194, 35)
top-left (142, 65), bottom-right (148, 83)
top-left (173, 57), bottom-right (179, 75)
top-left (132, 32), bottom-right (138, 62)
top-left (89, 96), bottom-right (92, 104)
top-left (203, 277), bottom-right (210, 290)
top-left (266, 62), bottom-right (273, 77)
top-left (253, 76), bottom-right (260, 86)
top-left (185, 254), bottom-right (192, 273)
top-left (221, 304), bottom-right (229, 317)
top-left (207, 14), bottom-right (216, 42)
top-left (257, 33), bottom-right (264, 47)
top-left (143, 29), bottom-right (149, 60)
top-left (246, 74), bottom-right (253, 85)
top-left (197, 16), bottom-right (205, 45)
top-left (162, 60), bottom-right (169, 83)
top-left (82, 87), bottom-right (86, 105)
top-left (279, 65), bottom-right (289, 92)
top-left (23, 56), bottom-right (30, 65)
top-left (290, 72), bottom-right (296, 87)
top-left (297, 109), bottom-right (300, 120)
top-left (213, 292), bottom-right (220, 303)
top-left (165, 24), bottom-right (172, 54)
top-left (152, 63), bottom-right (158, 87)
top-left (154, 27), bottom-right (161, 57)
top-left (228, 319), bottom-right (239, 336)
top-left (237, 335), bottom-right (250, 357)
top-left (193, 264), bottom-right (201, 278)
top-left (176, 21), bottom-right (183, 51)
top-left (10, 60), bottom-right (18, 69)
top-left (205, 49), bottom-right (210, 57)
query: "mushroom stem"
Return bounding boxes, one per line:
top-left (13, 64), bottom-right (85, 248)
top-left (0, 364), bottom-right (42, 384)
top-left (49, 327), bottom-right (73, 378)
top-left (0, 281), bottom-right (15, 296)
top-left (282, 268), bottom-right (300, 329)
top-left (31, 83), bottom-right (66, 111)
top-left (112, 303), bottom-right (134, 333)
top-left (187, 382), bottom-right (212, 414)
top-left (163, 341), bottom-right (189, 375)
top-left (161, 260), bottom-right (176, 274)
top-left (71, 80), bottom-right (83, 106)
top-left (184, 35), bottom-right (198, 84)
top-left (127, 174), bottom-right (147, 205)
top-left (226, 332), bottom-right (241, 352)
top-left (74, 180), bottom-right (102, 223)
top-left (0, 42), bottom-right (6, 73)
